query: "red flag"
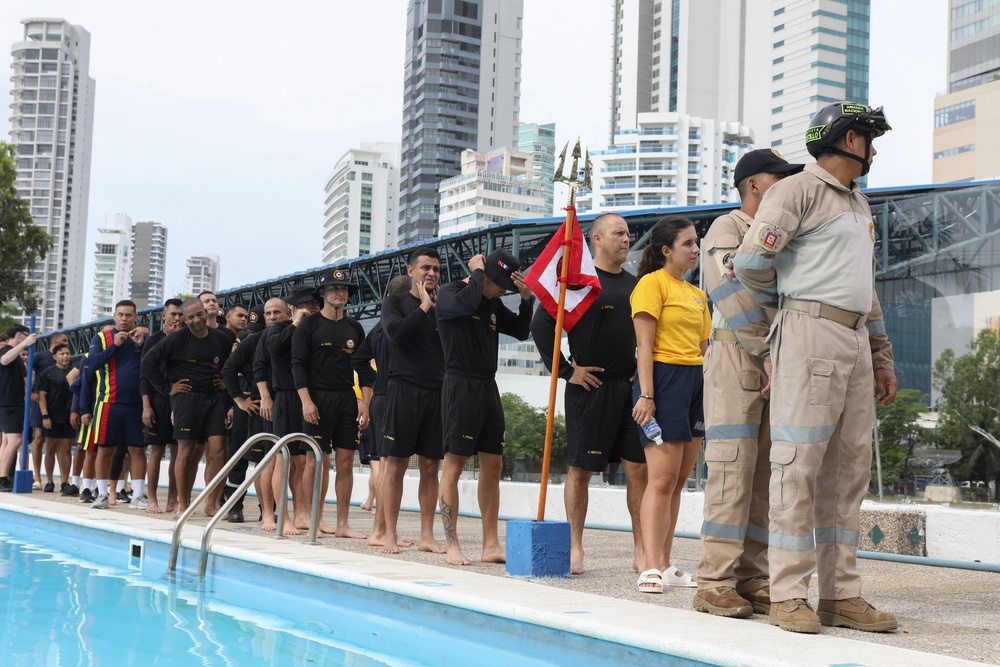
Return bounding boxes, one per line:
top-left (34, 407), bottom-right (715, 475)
top-left (525, 207), bottom-right (602, 332)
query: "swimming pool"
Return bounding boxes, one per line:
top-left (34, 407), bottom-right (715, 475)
top-left (0, 507), bottom-right (710, 666)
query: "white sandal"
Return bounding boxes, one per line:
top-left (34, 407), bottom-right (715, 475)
top-left (637, 568), bottom-right (663, 593)
top-left (663, 566), bottom-right (697, 587)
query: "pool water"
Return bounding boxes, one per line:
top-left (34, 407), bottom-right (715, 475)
top-left (0, 509), bottom-right (710, 666)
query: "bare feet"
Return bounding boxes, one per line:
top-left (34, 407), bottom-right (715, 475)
top-left (172, 505), bottom-right (188, 520)
top-left (360, 499), bottom-right (374, 512)
top-left (418, 537), bottom-right (446, 554)
top-left (381, 539), bottom-right (401, 555)
top-left (481, 546), bottom-right (506, 564)
top-left (165, 501), bottom-right (177, 514)
top-left (368, 534), bottom-right (413, 547)
top-left (335, 525), bottom-right (367, 540)
top-left (260, 515), bottom-right (277, 532)
top-left (318, 521), bottom-right (337, 535)
top-left (445, 544), bottom-right (471, 566)
top-left (571, 546), bottom-right (585, 575)
top-left (281, 522), bottom-right (302, 537)
top-left (145, 503), bottom-right (164, 515)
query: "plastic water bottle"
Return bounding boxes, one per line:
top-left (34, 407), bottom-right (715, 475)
top-left (643, 418), bottom-right (664, 445)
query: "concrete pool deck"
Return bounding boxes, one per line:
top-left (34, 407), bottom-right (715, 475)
top-left (1, 490), bottom-right (997, 666)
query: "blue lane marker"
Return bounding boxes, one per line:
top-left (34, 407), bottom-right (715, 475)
top-left (564, 611), bottom-right (591, 615)
top-left (412, 581), bottom-right (452, 587)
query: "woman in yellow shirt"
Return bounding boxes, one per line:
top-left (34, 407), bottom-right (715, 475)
top-left (631, 215), bottom-right (711, 593)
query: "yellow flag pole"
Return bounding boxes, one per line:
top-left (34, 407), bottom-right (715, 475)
top-left (537, 140), bottom-right (590, 522)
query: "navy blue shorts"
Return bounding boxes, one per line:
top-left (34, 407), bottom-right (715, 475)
top-left (633, 363), bottom-right (705, 444)
top-left (93, 402), bottom-right (145, 448)
top-left (29, 401), bottom-right (42, 429)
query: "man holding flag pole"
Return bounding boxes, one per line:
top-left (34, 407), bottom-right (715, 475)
top-left (530, 212), bottom-right (646, 575)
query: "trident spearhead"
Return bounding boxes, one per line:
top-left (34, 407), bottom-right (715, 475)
top-left (553, 138), bottom-right (591, 194)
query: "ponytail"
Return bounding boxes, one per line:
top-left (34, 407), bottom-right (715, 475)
top-left (637, 215), bottom-right (696, 278)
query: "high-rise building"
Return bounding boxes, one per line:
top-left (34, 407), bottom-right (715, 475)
top-left (438, 147), bottom-right (547, 236)
top-left (397, 0), bottom-right (524, 244)
top-left (610, 0), bottom-right (870, 163)
top-left (579, 112), bottom-right (753, 213)
top-left (91, 214), bottom-right (132, 321)
top-left (9, 18), bottom-right (96, 331)
top-left (932, 0), bottom-right (1000, 183)
top-left (517, 122), bottom-right (556, 215)
top-left (186, 254), bottom-right (220, 296)
top-left (131, 221), bottom-right (167, 309)
top-left (322, 142), bottom-right (400, 264)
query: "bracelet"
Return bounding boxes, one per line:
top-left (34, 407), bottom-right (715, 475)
top-left (639, 395), bottom-right (654, 401)
top-left (41, 414), bottom-right (49, 419)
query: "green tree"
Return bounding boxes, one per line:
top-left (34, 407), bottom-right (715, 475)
top-left (500, 392), bottom-right (566, 475)
top-left (875, 388), bottom-right (927, 494)
top-left (933, 329), bottom-right (1000, 501)
top-left (0, 142), bottom-right (52, 315)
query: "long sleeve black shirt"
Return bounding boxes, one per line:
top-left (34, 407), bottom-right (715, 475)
top-left (435, 269), bottom-right (533, 378)
top-left (141, 327), bottom-right (232, 395)
top-left (223, 332), bottom-right (261, 400)
top-left (381, 292), bottom-right (445, 389)
top-left (261, 321), bottom-right (296, 393)
top-left (530, 268), bottom-right (638, 381)
top-left (291, 312), bottom-right (365, 392)
top-left (139, 329), bottom-right (168, 397)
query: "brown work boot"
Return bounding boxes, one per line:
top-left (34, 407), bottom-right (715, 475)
top-left (769, 598), bottom-right (820, 634)
top-left (741, 586), bottom-right (771, 615)
top-left (692, 586), bottom-right (753, 618)
top-left (817, 597), bottom-right (897, 632)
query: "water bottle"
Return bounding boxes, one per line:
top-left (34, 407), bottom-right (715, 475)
top-left (643, 417), bottom-right (664, 445)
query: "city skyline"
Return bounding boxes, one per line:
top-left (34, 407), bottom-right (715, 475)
top-left (0, 0), bottom-right (946, 328)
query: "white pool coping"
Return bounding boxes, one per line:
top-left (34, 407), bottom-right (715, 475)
top-left (0, 493), bottom-right (983, 667)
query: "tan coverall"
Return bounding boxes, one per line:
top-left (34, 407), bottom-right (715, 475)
top-left (697, 209), bottom-right (773, 594)
top-left (732, 164), bottom-right (893, 603)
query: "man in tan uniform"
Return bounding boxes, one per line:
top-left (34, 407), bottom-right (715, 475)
top-left (694, 149), bottom-right (802, 618)
top-left (733, 103), bottom-right (898, 634)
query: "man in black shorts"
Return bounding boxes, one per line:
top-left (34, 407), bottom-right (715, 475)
top-left (29, 332), bottom-right (67, 490)
top-left (379, 249), bottom-right (447, 555)
top-left (140, 298), bottom-right (184, 514)
top-left (257, 287), bottom-right (320, 534)
top-left (36, 343), bottom-right (77, 493)
top-left (436, 249), bottom-right (534, 565)
top-left (141, 298), bottom-right (232, 518)
top-left (0, 325), bottom-right (34, 492)
top-left (82, 300), bottom-right (147, 510)
top-left (292, 269), bottom-right (367, 539)
top-left (530, 213), bottom-right (647, 575)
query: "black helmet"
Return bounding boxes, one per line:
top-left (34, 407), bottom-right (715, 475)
top-left (805, 102), bottom-right (891, 160)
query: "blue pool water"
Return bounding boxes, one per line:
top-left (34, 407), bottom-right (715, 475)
top-left (0, 509), bottom-right (711, 666)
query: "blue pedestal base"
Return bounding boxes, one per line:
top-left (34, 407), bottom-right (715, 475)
top-left (13, 470), bottom-right (34, 494)
top-left (505, 520), bottom-right (570, 578)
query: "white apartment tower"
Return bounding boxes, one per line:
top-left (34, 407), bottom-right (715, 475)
top-left (438, 147), bottom-right (547, 237)
top-left (130, 221), bottom-right (167, 309)
top-left (91, 214), bottom-right (132, 321)
top-left (611, 0), bottom-right (870, 163)
top-left (397, 0), bottom-right (524, 244)
top-left (580, 112), bottom-right (753, 213)
top-left (322, 142), bottom-right (400, 264)
top-left (9, 18), bottom-right (96, 331)
top-left (186, 255), bottom-right (220, 296)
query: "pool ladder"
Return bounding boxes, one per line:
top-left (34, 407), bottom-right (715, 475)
top-left (168, 432), bottom-right (324, 577)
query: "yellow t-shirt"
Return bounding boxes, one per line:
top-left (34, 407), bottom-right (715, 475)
top-left (353, 374), bottom-right (363, 401)
top-left (631, 269), bottom-right (711, 365)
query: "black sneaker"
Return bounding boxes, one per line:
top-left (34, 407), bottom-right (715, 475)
top-left (79, 488), bottom-right (94, 503)
top-left (62, 483), bottom-right (79, 497)
top-left (116, 489), bottom-right (130, 503)
top-left (0, 478), bottom-right (12, 493)
top-left (44, 482), bottom-right (55, 493)
top-left (227, 508), bottom-right (244, 523)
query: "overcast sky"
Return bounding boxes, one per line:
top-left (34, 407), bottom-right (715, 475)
top-left (0, 0), bottom-right (947, 317)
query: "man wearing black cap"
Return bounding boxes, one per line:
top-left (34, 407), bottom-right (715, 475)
top-left (141, 298), bottom-right (233, 518)
top-left (220, 303), bottom-right (267, 523)
top-left (694, 148), bottom-right (803, 619)
top-left (256, 287), bottom-right (319, 534)
top-left (436, 249), bottom-right (534, 566)
top-left (292, 268), bottom-right (367, 539)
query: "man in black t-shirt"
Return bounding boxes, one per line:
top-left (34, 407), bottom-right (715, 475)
top-left (36, 343), bottom-right (77, 492)
top-left (30, 332), bottom-right (67, 490)
top-left (0, 325), bottom-right (35, 492)
top-left (436, 249), bottom-right (534, 566)
top-left (292, 269), bottom-right (366, 539)
top-left (530, 213), bottom-right (646, 576)
top-left (142, 298), bottom-right (233, 518)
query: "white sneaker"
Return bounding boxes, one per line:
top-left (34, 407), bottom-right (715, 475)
top-left (130, 494), bottom-right (148, 510)
top-left (92, 494), bottom-right (110, 509)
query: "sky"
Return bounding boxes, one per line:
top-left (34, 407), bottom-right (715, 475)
top-left (0, 0), bottom-right (948, 318)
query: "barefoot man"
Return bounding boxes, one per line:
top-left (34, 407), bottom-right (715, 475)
top-left (435, 249), bottom-right (534, 565)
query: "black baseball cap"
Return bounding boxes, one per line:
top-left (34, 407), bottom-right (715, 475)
top-left (483, 249), bottom-right (521, 293)
top-left (733, 148), bottom-right (804, 188)
top-left (319, 268), bottom-right (358, 296)
top-left (246, 305), bottom-right (266, 333)
top-left (285, 284), bottom-right (321, 307)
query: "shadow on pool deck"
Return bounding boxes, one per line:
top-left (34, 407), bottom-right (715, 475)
top-left (9, 489), bottom-right (1000, 665)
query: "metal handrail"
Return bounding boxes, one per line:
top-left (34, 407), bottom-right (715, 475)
top-left (196, 433), bottom-right (324, 576)
top-left (167, 432), bottom-right (324, 574)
